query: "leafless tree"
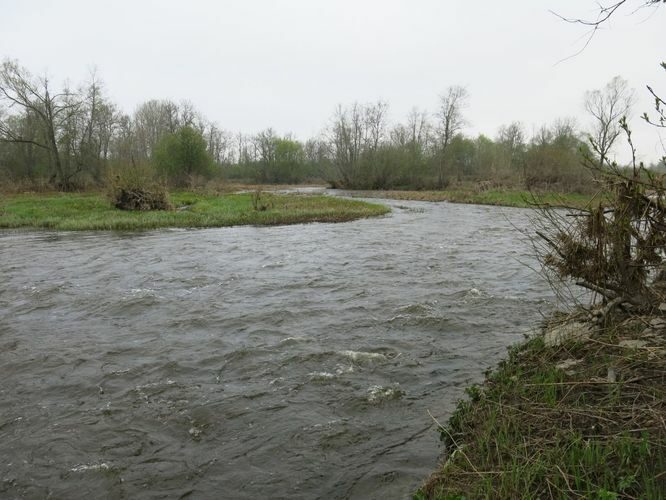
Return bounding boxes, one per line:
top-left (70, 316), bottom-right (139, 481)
top-left (363, 100), bottom-right (389, 153)
top-left (206, 124), bottom-right (233, 164)
top-left (584, 76), bottom-right (635, 167)
top-left (497, 122), bottom-right (525, 153)
top-left (497, 121), bottom-right (526, 178)
top-left (388, 108), bottom-right (433, 186)
top-left (72, 71), bottom-right (119, 180)
top-left (133, 99), bottom-right (180, 159)
top-left (236, 132), bottom-right (254, 165)
top-left (179, 100), bottom-right (207, 132)
top-left (435, 85), bottom-right (468, 187)
top-left (111, 113), bottom-right (139, 166)
top-left (328, 103), bottom-right (364, 187)
top-left (0, 59), bottom-right (83, 188)
top-left (406, 107), bottom-right (432, 151)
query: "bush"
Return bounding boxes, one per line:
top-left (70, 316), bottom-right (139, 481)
top-left (533, 130), bottom-right (666, 316)
top-left (153, 126), bottom-right (214, 186)
top-left (106, 163), bottom-right (172, 211)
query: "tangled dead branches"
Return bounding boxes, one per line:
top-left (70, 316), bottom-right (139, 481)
top-left (106, 163), bottom-right (172, 211)
top-left (111, 187), bottom-right (171, 211)
top-left (533, 151), bottom-right (666, 318)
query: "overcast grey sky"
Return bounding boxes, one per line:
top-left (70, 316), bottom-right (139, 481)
top-left (1, 0), bottom-right (663, 162)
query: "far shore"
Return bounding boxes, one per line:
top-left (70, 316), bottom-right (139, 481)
top-left (334, 187), bottom-right (594, 209)
top-left (218, 183), bottom-right (594, 209)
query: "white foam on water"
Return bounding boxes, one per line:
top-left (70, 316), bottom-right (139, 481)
top-left (309, 371), bottom-right (337, 381)
top-left (339, 350), bottom-right (387, 363)
top-left (70, 462), bottom-right (110, 473)
top-left (367, 384), bottom-right (404, 403)
top-left (280, 336), bottom-right (308, 344)
top-left (335, 364), bottom-right (354, 375)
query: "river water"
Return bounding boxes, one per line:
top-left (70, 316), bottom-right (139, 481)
top-left (0, 197), bottom-right (552, 499)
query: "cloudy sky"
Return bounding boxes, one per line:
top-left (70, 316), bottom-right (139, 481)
top-left (1, 0), bottom-right (663, 162)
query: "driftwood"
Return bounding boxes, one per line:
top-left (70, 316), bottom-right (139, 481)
top-left (112, 187), bottom-right (171, 211)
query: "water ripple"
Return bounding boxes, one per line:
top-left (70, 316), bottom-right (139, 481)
top-left (0, 198), bottom-right (552, 499)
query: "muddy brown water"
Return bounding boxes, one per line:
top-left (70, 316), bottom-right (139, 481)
top-left (0, 197), bottom-right (552, 499)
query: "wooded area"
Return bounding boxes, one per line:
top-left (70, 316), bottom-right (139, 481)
top-left (0, 58), bottom-right (662, 193)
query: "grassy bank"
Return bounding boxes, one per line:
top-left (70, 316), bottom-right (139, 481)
top-left (0, 191), bottom-right (389, 231)
top-left (187, 183), bottom-right (594, 209)
top-left (345, 189), bottom-right (593, 209)
top-left (417, 315), bottom-right (666, 499)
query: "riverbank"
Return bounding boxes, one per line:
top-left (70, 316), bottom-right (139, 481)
top-left (222, 183), bottom-right (592, 209)
top-left (0, 191), bottom-right (389, 231)
top-left (342, 188), bottom-right (593, 209)
top-left (416, 313), bottom-right (666, 499)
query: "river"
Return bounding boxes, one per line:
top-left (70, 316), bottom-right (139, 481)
top-left (0, 197), bottom-right (552, 499)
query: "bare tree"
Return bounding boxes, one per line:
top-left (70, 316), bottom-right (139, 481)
top-left (406, 107), bottom-right (432, 151)
top-left (584, 76), bottom-right (634, 167)
top-left (179, 100), bottom-right (206, 132)
top-left (0, 59), bottom-right (82, 188)
top-left (435, 85), bottom-right (469, 187)
top-left (206, 124), bottom-right (233, 164)
top-left (363, 101), bottom-right (389, 153)
top-left (133, 99), bottom-right (180, 159)
top-left (388, 108), bottom-right (432, 186)
top-left (73, 71), bottom-right (118, 180)
top-left (497, 122), bottom-right (525, 152)
top-left (111, 113), bottom-right (139, 166)
top-left (328, 103), bottom-right (364, 187)
top-left (497, 122), bottom-right (526, 179)
top-left (235, 132), bottom-right (255, 165)
top-left (253, 128), bottom-right (278, 182)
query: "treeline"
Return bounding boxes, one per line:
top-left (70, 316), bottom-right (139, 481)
top-left (0, 59), bottom-right (641, 192)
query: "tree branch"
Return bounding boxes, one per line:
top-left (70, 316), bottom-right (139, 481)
top-left (0, 136), bottom-right (50, 150)
top-left (575, 281), bottom-right (619, 300)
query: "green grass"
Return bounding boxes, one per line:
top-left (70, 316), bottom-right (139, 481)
top-left (0, 191), bottom-right (390, 231)
top-left (417, 317), bottom-right (666, 499)
top-left (344, 189), bottom-right (594, 209)
top-left (443, 189), bottom-right (593, 209)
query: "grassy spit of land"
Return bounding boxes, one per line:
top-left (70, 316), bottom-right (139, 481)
top-left (0, 191), bottom-right (389, 231)
top-left (343, 189), bottom-right (594, 209)
top-left (416, 314), bottom-right (666, 499)
top-left (189, 182), bottom-right (594, 209)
